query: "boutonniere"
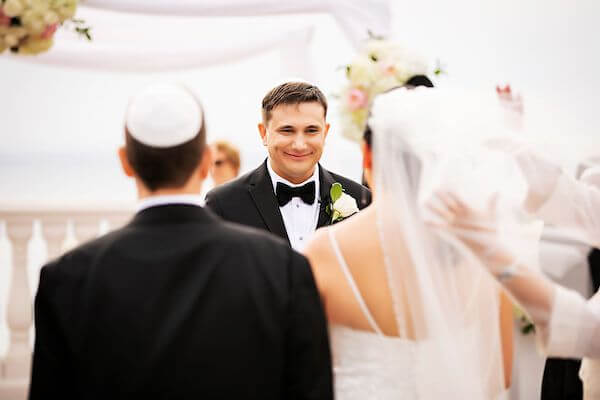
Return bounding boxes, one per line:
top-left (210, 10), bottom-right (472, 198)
top-left (326, 182), bottom-right (360, 223)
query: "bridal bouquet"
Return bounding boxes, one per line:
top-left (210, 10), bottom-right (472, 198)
top-left (0, 0), bottom-right (90, 55)
top-left (339, 37), bottom-right (431, 142)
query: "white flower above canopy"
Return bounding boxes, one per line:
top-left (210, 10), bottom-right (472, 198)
top-left (0, 0), bottom-right (89, 55)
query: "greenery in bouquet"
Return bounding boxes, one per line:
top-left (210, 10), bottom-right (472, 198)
top-left (339, 35), bottom-right (439, 142)
top-left (0, 0), bottom-right (90, 55)
top-left (513, 303), bottom-right (535, 335)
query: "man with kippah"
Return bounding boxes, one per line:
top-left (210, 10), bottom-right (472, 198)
top-left (29, 83), bottom-right (333, 399)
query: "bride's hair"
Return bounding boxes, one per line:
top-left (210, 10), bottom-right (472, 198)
top-left (363, 74), bottom-right (434, 148)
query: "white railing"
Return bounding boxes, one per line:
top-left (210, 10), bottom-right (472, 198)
top-left (0, 208), bottom-right (132, 400)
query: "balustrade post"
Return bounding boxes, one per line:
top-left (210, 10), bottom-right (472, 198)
top-left (1, 216), bottom-right (33, 395)
top-left (41, 216), bottom-right (68, 261)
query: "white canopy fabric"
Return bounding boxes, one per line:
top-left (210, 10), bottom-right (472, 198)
top-left (82, 0), bottom-right (391, 48)
top-left (18, 23), bottom-right (315, 75)
top-left (7, 0), bottom-right (389, 75)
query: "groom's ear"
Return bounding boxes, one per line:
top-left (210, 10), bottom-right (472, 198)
top-left (118, 146), bottom-right (135, 178)
top-left (324, 122), bottom-right (330, 139)
top-left (258, 122), bottom-right (268, 146)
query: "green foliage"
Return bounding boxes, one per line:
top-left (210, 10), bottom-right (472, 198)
top-left (519, 317), bottom-right (536, 335)
top-left (330, 183), bottom-right (343, 203)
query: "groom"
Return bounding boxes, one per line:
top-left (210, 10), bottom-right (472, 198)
top-left (205, 82), bottom-right (371, 251)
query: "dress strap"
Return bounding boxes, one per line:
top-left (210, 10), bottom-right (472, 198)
top-left (327, 228), bottom-right (383, 335)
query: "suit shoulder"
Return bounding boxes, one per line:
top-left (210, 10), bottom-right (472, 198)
top-left (325, 170), bottom-right (371, 208)
top-left (205, 167), bottom-right (257, 200)
top-left (327, 171), bottom-right (363, 189)
top-left (327, 171), bottom-right (370, 195)
top-left (42, 228), bottom-right (125, 278)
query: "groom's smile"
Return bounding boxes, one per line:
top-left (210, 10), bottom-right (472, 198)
top-left (259, 102), bottom-right (330, 184)
top-left (283, 151), bottom-right (313, 161)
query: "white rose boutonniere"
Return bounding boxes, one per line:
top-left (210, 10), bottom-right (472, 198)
top-left (327, 182), bottom-right (359, 223)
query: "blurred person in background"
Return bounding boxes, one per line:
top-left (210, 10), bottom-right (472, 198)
top-left (210, 140), bottom-right (241, 186)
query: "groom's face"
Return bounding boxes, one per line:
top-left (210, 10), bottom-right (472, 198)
top-left (259, 102), bottom-right (329, 184)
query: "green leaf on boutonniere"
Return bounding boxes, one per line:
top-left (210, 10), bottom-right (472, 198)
top-left (330, 183), bottom-right (343, 203)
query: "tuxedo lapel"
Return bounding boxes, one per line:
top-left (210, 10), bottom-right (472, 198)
top-left (317, 165), bottom-right (336, 229)
top-left (248, 161), bottom-right (290, 244)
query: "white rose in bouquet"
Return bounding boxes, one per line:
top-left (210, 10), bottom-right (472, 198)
top-left (43, 10), bottom-right (59, 26)
top-left (21, 9), bottom-right (45, 34)
top-left (3, 0), bottom-right (24, 18)
top-left (29, 0), bottom-right (50, 14)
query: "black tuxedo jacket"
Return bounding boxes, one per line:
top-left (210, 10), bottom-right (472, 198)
top-left (541, 248), bottom-right (600, 400)
top-left (29, 205), bottom-right (333, 400)
top-left (205, 160), bottom-right (371, 245)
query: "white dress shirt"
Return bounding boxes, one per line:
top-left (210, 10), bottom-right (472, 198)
top-left (136, 194), bottom-right (204, 212)
top-left (267, 159), bottom-right (320, 252)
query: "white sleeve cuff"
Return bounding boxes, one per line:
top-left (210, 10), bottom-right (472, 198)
top-left (542, 286), bottom-right (589, 358)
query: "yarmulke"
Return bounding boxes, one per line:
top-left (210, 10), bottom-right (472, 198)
top-left (125, 83), bottom-right (202, 148)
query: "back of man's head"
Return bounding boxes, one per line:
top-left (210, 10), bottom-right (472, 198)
top-left (123, 84), bottom-right (206, 192)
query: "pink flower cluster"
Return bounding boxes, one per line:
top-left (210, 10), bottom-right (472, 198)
top-left (41, 23), bottom-right (58, 40)
top-left (347, 88), bottom-right (369, 111)
top-left (0, 10), bottom-right (11, 26)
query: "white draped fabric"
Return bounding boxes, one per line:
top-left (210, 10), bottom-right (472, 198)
top-left (9, 7), bottom-right (316, 76)
top-left (82, 0), bottom-right (391, 48)
top-left (19, 23), bottom-right (315, 75)
top-left (7, 0), bottom-right (390, 74)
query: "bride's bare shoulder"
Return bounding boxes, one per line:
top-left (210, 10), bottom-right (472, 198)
top-left (303, 227), bottom-right (333, 265)
top-left (304, 209), bottom-right (373, 266)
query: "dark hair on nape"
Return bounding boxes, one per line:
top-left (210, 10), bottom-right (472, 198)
top-left (262, 81), bottom-right (328, 122)
top-left (125, 116), bottom-right (207, 192)
top-left (363, 74), bottom-right (434, 148)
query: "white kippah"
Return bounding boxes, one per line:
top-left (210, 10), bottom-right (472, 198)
top-left (125, 83), bottom-right (203, 148)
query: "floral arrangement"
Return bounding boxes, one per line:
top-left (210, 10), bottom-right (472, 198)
top-left (0, 0), bottom-right (90, 55)
top-left (339, 36), bottom-right (436, 142)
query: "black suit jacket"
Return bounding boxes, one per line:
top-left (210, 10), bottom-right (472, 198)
top-left (29, 205), bottom-right (333, 400)
top-left (205, 161), bottom-right (371, 245)
top-left (541, 248), bottom-right (600, 400)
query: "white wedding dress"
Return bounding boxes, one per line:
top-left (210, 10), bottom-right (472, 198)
top-left (327, 229), bottom-right (419, 399)
top-left (326, 229), bottom-right (506, 399)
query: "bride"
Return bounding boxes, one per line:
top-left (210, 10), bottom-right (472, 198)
top-left (304, 78), bottom-right (514, 399)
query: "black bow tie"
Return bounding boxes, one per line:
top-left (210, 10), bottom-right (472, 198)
top-left (276, 181), bottom-right (316, 207)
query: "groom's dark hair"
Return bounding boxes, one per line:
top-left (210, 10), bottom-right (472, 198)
top-left (124, 117), bottom-right (206, 191)
top-left (262, 82), bottom-right (328, 123)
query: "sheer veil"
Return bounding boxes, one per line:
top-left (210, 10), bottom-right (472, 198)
top-left (368, 87), bottom-right (515, 398)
